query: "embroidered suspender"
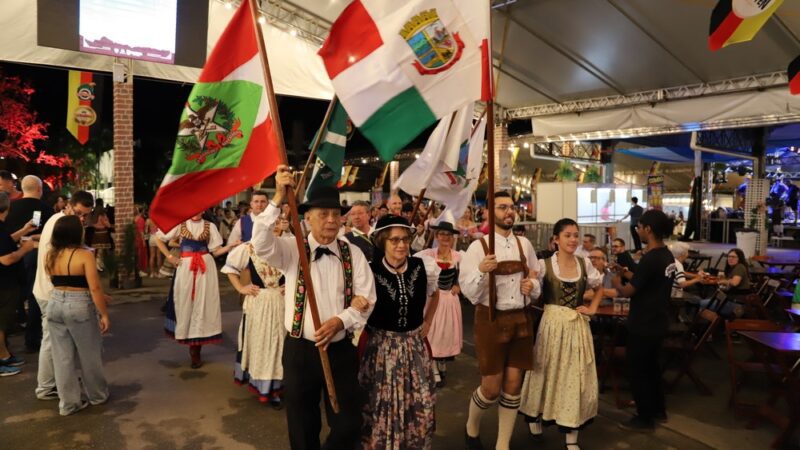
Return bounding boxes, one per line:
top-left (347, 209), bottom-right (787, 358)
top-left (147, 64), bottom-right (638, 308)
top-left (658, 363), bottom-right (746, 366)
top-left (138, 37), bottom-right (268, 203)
top-left (290, 239), bottom-right (354, 338)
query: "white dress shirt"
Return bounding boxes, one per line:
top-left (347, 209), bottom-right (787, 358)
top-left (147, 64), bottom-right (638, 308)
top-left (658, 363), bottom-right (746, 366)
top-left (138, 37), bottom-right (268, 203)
top-left (459, 232), bottom-right (541, 310)
top-left (251, 204), bottom-right (376, 342)
top-left (33, 211), bottom-right (64, 303)
top-left (227, 212), bottom-right (257, 243)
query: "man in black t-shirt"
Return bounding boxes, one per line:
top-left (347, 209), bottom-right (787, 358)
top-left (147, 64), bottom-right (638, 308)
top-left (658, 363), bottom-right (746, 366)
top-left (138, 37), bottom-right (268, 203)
top-left (5, 176), bottom-right (52, 351)
top-left (612, 209), bottom-right (676, 432)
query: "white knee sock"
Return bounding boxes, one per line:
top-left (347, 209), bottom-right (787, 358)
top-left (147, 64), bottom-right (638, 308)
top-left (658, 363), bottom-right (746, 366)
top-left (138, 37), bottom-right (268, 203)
top-left (433, 363), bottom-right (441, 383)
top-left (467, 387), bottom-right (496, 438)
top-left (566, 430), bottom-right (580, 448)
top-left (495, 392), bottom-right (521, 450)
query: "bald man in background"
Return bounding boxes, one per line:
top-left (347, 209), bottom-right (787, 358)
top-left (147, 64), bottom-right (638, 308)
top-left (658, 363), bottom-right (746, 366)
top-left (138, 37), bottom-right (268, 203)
top-left (388, 194), bottom-right (403, 216)
top-left (6, 175), bottom-right (52, 352)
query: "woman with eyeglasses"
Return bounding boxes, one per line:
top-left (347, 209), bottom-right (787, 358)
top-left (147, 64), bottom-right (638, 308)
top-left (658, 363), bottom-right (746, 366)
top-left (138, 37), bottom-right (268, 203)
top-left (519, 218), bottom-right (604, 449)
top-left (359, 215), bottom-right (438, 449)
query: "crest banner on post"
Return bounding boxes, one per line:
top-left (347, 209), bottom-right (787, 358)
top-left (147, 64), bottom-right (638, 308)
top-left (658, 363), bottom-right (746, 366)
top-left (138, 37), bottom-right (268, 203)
top-left (66, 70), bottom-right (102, 145)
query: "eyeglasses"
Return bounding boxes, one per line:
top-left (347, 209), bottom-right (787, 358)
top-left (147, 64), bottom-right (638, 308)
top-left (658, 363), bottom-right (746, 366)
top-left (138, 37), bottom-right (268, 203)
top-left (588, 256), bottom-right (605, 260)
top-left (495, 205), bottom-right (512, 211)
top-left (387, 237), bottom-right (411, 245)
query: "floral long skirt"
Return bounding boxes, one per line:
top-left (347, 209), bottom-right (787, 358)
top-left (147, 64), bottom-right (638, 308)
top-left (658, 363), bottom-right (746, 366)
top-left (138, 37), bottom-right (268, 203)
top-left (359, 326), bottom-right (436, 450)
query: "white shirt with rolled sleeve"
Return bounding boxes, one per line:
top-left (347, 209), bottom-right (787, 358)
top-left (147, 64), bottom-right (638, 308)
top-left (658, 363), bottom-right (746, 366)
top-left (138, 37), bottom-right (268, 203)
top-left (459, 232), bottom-right (541, 310)
top-left (251, 203), bottom-right (376, 343)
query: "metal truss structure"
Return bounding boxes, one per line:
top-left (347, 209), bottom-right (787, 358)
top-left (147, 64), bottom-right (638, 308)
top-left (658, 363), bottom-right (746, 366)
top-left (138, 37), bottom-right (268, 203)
top-left (505, 71), bottom-right (789, 119)
top-left (523, 141), bottom-right (601, 163)
top-left (219, 0), bottom-right (331, 47)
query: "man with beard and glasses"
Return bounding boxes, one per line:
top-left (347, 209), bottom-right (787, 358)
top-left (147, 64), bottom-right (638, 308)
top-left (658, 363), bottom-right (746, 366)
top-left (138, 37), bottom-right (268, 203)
top-left (460, 191), bottom-right (541, 450)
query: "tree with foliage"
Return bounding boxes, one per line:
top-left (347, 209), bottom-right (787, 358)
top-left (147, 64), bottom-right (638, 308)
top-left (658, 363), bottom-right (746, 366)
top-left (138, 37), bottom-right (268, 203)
top-left (0, 69), bottom-right (50, 160)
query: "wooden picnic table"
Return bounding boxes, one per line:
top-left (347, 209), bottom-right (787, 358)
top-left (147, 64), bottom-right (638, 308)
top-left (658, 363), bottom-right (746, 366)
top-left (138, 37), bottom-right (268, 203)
top-left (739, 331), bottom-right (800, 448)
top-left (751, 256), bottom-right (800, 270)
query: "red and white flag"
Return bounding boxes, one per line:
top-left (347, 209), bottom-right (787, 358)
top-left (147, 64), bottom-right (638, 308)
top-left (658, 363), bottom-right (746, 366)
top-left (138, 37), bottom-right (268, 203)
top-left (150, 1), bottom-right (280, 231)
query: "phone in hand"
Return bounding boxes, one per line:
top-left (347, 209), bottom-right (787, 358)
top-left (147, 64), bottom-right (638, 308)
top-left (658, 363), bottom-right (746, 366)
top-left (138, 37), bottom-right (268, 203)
top-left (31, 211), bottom-right (41, 227)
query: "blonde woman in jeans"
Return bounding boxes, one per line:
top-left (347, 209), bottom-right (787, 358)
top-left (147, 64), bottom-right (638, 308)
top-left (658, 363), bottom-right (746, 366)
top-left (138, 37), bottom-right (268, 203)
top-left (46, 215), bottom-right (111, 416)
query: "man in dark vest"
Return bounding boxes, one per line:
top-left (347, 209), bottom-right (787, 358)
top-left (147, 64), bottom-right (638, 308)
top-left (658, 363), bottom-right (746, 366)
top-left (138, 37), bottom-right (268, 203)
top-left (229, 190), bottom-right (268, 243)
top-left (252, 166), bottom-right (376, 450)
top-left (343, 200), bottom-right (374, 262)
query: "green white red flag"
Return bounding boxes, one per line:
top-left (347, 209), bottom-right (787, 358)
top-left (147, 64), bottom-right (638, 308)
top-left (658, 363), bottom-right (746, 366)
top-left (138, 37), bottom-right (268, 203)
top-left (150, 1), bottom-right (279, 231)
top-left (319, 0), bottom-right (490, 161)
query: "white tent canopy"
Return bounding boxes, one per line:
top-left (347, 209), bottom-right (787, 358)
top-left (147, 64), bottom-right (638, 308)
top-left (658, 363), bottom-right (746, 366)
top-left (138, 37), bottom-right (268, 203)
top-left (0, 0), bottom-right (333, 100)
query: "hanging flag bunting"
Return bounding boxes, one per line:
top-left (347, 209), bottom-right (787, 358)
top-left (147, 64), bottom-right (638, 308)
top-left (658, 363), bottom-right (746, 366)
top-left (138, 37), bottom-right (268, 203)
top-left (150, 1), bottom-right (280, 231)
top-left (305, 100), bottom-right (349, 201)
top-left (66, 70), bottom-right (102, 145)
top-left (318, 0), bottom-right (489, 161)
top-left (789, 55), bottom-right (800, 95)
top-left (709, 0), bottom-right (783, 51)
top-left (337, 165), bottom-right (352, 189)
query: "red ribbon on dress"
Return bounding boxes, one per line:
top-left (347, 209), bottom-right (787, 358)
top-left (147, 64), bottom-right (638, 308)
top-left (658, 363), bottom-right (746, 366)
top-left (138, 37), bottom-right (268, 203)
top-left (180, 251), bottom-right (208, 301)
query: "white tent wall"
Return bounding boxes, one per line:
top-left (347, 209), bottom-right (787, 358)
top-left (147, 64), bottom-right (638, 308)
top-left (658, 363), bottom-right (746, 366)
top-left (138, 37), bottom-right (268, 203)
top-left (530, 87), bottom-right (800, 140)
top-left (0, 0), bottom-right (333, 100)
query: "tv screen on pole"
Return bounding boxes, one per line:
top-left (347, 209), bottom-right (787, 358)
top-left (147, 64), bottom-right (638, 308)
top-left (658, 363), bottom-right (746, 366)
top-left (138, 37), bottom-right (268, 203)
top-left (37, 0), bottom-right (208, 68)
top-left (79, 0), bottom-right (178, 64)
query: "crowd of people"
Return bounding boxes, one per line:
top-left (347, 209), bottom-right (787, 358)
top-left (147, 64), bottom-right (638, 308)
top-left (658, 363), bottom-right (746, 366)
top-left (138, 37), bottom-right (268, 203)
top-left (2, 165), bottom-right (748, 449)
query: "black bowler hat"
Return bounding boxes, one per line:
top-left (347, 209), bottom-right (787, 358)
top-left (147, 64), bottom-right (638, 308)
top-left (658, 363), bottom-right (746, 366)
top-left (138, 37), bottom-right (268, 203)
top-left (298, 186), bottom-right (348, 215)
top-left (370, 215), bottom-right (417, 239)
top-left (429, 221), bottom-right (459, 234)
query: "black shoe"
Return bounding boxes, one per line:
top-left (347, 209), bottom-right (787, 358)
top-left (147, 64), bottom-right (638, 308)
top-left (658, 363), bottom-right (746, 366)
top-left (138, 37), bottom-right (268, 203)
top-left (618, 416), bottom-right (655, 433)
top-left (654, 411), bottom-right (668, 423)
top-left (465, 430), bottom-right (483, 450)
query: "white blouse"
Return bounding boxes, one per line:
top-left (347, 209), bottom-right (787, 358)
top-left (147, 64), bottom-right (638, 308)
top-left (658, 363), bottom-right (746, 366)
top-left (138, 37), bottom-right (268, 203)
top-left (538, 251), bottom-right (603, 289)
top-left (157, 219), bottom-right (223, 251)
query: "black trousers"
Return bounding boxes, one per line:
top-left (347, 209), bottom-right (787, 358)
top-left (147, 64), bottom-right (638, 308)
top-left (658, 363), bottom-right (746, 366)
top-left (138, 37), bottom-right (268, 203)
top-left (23, 250), bottom-right (41, 348)
top-left (283, 335), bottom-right (364, 450)
top-left (626, 333), bottom-right (665, 422)
top-left (630, 225), bottom-right (642, 251)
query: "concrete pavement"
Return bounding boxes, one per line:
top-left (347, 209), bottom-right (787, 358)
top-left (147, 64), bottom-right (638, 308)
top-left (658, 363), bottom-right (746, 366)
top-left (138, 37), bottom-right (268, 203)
top-left (0, 278), bottom-right (777, 449)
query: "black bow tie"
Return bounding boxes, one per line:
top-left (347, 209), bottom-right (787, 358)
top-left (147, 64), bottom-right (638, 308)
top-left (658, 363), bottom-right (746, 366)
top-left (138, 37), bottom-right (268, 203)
top-left (314, 246), bottom-right (338, 261)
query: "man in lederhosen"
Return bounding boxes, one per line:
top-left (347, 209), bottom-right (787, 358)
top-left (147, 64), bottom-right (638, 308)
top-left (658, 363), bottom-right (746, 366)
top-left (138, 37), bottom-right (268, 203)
top-left (251, 166), bottom-right (376, 450)
top-left (460, 191), bottom-right (541, 450)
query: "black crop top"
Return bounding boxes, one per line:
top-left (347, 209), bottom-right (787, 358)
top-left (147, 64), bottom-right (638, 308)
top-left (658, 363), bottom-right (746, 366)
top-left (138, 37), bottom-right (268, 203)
top-left (51, 249), bottom-right (90, 289)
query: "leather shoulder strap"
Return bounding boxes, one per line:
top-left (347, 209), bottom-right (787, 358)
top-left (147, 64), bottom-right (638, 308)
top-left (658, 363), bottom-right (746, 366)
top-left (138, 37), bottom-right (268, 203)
top-left (515, 236), bottom-right (529, 277)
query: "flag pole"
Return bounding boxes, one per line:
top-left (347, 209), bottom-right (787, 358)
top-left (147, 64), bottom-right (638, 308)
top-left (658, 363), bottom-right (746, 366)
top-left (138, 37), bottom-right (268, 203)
top-left (247, 0), bottom-right (340, 413)
top-left (410, 188), bottom-right (427, 225)
top-left (485, 2), bottom-right (497, 322)
top-left (296, 95), bottom-right (339, 201)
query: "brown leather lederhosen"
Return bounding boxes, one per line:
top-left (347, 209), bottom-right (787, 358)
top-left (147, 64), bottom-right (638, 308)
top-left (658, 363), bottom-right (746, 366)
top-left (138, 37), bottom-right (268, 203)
top-left (473, 236), bottom-right (536, 375)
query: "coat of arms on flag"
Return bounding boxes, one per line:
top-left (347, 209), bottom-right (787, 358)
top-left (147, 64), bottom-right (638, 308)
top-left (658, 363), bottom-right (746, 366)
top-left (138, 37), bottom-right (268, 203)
top-left (177, 97), bottom-right (245, 164)
top-left (400, 9), bottom-right (465, 75)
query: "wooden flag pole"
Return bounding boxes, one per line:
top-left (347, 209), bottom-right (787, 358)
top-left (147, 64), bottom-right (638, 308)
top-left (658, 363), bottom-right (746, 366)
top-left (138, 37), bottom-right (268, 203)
top-left (485, 1), bottom-right (497, 322)
top-left (410, 188), bottom-right (427, 225)
top-left (247, 0), bottom-right (340, 413)
top-left (296, 95), bottom-right (339, 201)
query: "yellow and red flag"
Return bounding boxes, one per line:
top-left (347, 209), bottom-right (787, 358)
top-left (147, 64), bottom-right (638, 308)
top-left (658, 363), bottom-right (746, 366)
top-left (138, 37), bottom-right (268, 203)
top-left (789, 55), bottom-right (800, 95)
top-left (709, 0), bottom-right (783, 51)
top-left (66, 70), bottom-right (101, 144)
